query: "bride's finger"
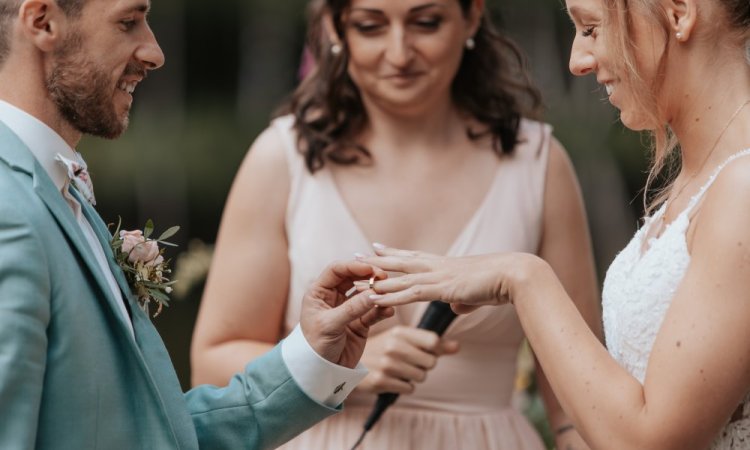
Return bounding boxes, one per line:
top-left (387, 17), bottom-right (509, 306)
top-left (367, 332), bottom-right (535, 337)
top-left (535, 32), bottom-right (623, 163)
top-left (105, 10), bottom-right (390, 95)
top-left (360, 255), bottom-right (432, 274)
top-left (354, 273), bottom-right (437, 294)
top-left (372, 244), bottom-right (440, 260)
top-left (369, 283), bottom-right (444, 307)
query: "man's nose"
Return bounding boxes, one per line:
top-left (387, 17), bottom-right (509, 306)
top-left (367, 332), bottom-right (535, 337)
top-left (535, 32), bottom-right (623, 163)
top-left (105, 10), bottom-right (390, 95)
top-left (136, 26), bottom-right (165, 70)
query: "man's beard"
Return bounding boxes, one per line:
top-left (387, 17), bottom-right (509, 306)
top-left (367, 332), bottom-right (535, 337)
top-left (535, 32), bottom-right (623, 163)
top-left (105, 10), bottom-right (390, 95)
top-left (46, 32), bottom-right (142, 139)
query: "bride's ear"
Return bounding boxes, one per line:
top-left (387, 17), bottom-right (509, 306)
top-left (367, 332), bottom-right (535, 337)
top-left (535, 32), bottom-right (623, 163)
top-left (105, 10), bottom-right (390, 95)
top-left (664, 0), bottom-right (696, 42)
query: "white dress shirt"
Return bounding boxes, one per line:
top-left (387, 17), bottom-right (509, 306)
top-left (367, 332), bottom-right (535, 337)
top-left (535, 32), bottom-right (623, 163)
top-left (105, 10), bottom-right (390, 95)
top-left (0, 99), bottom-right (366, 407)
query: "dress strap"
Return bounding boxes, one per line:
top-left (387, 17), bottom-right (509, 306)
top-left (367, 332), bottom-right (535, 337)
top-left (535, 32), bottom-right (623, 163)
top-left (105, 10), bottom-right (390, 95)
top-left (684, 147), bottom-right (750, 215)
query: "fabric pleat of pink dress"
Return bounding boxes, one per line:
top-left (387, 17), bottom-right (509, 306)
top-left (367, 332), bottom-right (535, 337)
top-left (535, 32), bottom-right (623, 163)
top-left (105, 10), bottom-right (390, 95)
top-left (274, 114), bottom-right (551, 450)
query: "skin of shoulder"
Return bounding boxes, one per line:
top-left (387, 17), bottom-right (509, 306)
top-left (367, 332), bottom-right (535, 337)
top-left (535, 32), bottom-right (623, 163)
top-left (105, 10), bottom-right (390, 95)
top-left (190, 124), bottom-right (293, 386)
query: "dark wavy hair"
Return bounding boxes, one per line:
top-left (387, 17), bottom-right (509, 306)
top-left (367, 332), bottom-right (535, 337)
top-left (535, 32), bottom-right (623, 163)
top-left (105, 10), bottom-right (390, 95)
top-left (277, 0), bottom-right (543, 173)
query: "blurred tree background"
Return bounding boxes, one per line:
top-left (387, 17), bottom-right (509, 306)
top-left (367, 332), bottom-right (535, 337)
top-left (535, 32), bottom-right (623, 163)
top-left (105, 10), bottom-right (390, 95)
top-left (82, 0), bottom-right (649, 446)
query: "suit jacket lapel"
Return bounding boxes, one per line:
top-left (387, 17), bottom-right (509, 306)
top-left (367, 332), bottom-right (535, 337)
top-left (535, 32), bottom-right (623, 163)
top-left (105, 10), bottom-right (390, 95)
top-left (0, 121), bottom-right (187, 443)
top-left (0, 121), bottom-right (134, 338)
top-left (75, 193), bottom-right (176, 352)
top-left (75, 191), bottom-right (190, 442)
top-left (72, 189), bottom-right (135, 308)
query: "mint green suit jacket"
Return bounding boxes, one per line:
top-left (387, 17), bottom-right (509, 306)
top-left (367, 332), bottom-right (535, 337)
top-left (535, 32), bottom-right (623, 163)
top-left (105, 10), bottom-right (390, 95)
top-left (0, 120), bottom-right (336, 449)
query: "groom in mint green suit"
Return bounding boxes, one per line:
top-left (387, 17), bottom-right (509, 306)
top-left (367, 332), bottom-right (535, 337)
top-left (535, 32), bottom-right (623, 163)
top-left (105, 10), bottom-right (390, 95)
top-left (0, 0), bottom-right (393, 448)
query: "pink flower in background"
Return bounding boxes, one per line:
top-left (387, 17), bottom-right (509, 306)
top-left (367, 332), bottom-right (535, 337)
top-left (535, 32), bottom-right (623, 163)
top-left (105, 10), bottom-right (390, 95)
top-left (298, 46), bottom-right (316, 81)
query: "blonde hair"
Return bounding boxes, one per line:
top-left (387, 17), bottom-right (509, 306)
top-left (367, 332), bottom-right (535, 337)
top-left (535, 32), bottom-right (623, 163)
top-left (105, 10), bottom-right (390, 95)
top-left (603, 0), bottom-right (750, 216)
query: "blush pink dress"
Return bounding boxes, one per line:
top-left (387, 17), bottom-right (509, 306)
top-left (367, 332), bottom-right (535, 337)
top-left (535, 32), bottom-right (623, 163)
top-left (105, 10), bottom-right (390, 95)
top-left (274, 115), bottom-right (551, 450)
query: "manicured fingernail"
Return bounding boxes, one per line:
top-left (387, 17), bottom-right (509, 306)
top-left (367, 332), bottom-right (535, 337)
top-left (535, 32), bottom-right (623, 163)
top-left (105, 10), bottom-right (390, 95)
top-left (353, 280), bottom-right (369, 290)
top-left (372, 242), bottom-right (386, 250)
top-left (354, 252), bottom-right (367, 259)
top-left (369, 294), bottom-right (383, 301)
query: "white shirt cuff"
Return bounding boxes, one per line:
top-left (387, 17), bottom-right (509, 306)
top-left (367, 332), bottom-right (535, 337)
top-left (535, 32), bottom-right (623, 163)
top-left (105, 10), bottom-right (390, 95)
top-left (281, 324), bottom-right (368, 407)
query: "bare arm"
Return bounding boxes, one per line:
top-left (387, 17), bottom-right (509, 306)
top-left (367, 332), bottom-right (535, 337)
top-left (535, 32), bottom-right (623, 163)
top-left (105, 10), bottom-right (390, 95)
top-left (363, 159), bottom-right (750, 449)
top-left (512, 160), bottom-right (750, 448)
top-left (191, 126), bottom-right (291, 387)
top-left (535, 139), bottom-right (600, 449)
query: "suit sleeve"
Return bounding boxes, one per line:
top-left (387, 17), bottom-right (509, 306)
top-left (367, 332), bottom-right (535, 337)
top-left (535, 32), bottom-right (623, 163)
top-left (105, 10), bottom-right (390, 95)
top-left (0, 201), bottom-right (51, 448)
top-left (185, 345), bottom-right (339, 450)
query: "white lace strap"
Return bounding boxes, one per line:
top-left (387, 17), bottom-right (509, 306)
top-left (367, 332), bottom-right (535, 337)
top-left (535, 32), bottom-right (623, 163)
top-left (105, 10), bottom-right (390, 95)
top-left (684, 147), bottom-right (750, 214)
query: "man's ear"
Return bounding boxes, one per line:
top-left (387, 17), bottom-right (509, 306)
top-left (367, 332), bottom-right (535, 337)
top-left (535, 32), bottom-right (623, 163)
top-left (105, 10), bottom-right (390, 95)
top-left (664, 0), bottom-right (696, 42)
top-left (18, 0), bottom-right (66, 52)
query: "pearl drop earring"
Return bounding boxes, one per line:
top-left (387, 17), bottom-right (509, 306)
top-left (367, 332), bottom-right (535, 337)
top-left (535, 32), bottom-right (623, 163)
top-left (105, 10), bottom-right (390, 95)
top-left (465, 37), bottom-right (475, 50)
top-left (675, 32), bottom-right (683, 41)
top-left (331, 43), bottom-right (342, 55)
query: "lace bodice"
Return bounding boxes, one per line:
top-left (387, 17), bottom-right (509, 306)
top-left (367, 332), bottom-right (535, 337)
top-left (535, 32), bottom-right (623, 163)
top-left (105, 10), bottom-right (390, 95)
top-left (602, 149), bottom-right (750, 449)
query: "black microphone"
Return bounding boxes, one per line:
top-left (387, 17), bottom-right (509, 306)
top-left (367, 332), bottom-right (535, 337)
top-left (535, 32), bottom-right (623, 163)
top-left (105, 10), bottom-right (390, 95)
top-left (350, 301), bottom-right (458, 449)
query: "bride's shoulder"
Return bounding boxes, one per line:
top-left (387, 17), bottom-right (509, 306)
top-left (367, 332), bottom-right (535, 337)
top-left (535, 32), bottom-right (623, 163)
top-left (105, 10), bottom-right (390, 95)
top-left (704, 151), bottom-right (750, 205)
top-left (690, 151), bottom-right (750, 246)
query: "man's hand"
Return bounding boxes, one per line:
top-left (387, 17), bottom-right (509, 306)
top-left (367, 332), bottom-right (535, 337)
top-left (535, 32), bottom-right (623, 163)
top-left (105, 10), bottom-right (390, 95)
top-left (300, 260), bottom-right (394, 369)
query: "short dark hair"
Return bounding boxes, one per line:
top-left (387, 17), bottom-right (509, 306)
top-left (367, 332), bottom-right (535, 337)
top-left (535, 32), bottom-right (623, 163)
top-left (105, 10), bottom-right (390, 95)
top-left (0, 0), bottom-right (22, 65)
top-left (0, 0), bottom-right (86, 67)
top-left (55, 0), bottom-right (86, 17)
top-left (278, 0), bottom-right (543, 173)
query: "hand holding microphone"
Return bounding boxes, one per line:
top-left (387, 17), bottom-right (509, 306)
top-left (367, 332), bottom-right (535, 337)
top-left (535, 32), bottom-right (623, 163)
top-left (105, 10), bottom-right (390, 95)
top-left (357, 323), bottom-right (459, 395)
top-left (350, 300), bottom-right (459, 449)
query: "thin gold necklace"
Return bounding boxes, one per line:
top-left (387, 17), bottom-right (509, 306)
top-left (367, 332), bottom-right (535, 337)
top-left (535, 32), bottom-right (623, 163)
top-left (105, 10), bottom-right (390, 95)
top-left (664, 98), bottom-right (750, 217)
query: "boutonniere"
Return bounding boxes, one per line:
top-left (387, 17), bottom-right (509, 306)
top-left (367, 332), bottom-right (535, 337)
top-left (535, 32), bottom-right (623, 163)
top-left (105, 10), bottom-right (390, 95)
top-left (110, 219), bottom-right (179, 318)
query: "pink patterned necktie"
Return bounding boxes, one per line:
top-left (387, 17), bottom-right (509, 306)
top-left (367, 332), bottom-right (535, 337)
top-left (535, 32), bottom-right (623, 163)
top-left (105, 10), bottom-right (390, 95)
top-left (55, 152), bottom-right (97, 206)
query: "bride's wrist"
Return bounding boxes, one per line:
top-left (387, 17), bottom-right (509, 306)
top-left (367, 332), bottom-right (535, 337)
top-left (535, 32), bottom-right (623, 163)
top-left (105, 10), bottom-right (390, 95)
top-left (506, 253), bottom-right (552, 305)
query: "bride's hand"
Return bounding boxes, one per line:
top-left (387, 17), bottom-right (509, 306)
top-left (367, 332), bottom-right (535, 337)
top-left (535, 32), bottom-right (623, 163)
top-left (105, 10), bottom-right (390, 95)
top-left (356, 245), bottom-right (547, 313)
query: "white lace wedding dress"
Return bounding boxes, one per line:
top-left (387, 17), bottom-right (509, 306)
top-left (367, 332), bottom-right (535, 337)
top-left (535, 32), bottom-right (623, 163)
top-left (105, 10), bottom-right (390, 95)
top-left (601, 149), bottom-right (750, 449)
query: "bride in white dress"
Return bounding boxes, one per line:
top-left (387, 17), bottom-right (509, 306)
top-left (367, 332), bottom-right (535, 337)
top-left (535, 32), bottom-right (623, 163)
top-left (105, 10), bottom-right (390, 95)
top-left (353, 0), bottom-right (750, 448)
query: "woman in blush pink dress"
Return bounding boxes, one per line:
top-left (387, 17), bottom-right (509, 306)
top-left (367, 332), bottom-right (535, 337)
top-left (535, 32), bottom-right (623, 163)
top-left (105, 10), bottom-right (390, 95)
top-left (191, 0), bottom-right (601, 448)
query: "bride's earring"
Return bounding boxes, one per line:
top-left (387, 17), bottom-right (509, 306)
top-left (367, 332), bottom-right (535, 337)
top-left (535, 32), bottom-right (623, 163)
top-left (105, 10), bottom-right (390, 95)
top-left (465, 37), bottom-right (475, 50)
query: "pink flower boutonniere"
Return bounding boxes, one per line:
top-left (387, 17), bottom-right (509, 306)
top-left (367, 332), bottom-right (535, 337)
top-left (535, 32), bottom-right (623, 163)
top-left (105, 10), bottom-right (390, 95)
top-left (110, 219), bottom-right (179, 318)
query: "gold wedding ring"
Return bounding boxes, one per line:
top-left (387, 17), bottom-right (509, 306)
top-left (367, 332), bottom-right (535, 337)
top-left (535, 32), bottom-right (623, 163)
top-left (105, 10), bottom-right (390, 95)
top-left (368, 276), bottom-right (375, 290)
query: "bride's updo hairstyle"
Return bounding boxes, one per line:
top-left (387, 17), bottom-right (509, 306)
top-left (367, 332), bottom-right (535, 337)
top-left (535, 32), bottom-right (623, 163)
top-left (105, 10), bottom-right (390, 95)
top-left (279, 0), bottom-right (543, 173)
top-left (602, 0), bottom-right (750, 214)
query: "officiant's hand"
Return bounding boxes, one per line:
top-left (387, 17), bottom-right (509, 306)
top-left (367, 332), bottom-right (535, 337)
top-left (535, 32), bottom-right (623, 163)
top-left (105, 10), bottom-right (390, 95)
top-left (300, 260), bottom-right (395, 369)
top-left (357, 326), bottom-right (459, 394)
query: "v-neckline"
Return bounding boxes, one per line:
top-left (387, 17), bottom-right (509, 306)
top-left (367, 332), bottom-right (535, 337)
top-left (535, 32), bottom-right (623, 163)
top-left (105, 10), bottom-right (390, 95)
top-left (322, 163), bottom-right (505, 257)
